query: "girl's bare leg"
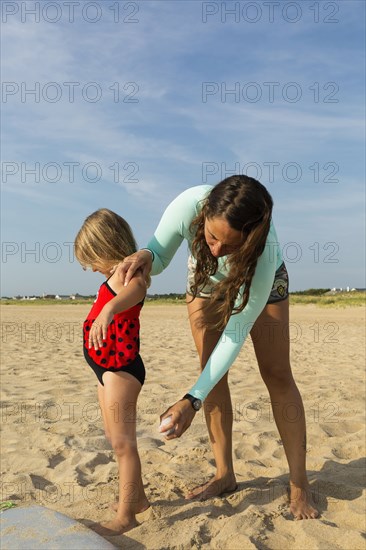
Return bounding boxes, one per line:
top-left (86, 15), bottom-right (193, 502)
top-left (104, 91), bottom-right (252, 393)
top-left (91, 371), bottom-right (149, 536)
top-left (251, 298), bottom-right (318, 519)
top-left (98, 382), bottom-right (149, 514)
top-left (97, 382), bottom-right (112, 443)
top-left (185, 295), bottom-right (237, 499)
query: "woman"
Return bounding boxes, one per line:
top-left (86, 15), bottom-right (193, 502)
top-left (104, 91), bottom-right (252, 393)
top-left (116, 175), bottom-right (318, 520)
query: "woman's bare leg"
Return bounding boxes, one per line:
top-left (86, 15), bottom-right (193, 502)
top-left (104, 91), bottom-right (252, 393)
top-left (185, 295), bottom-right (237, 499)
top-left (251, 298), bottom-right (318, 519)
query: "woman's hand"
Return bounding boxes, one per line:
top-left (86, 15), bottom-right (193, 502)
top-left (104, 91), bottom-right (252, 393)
top-left (113, 250), bottom-right (153, 287)
top-left (89, 306), bottom-right (114, 349)
top-left (159, 399), bottom-right (196, 439)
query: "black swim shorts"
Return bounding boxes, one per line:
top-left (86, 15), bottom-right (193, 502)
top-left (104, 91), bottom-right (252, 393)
top-left (84, 349), bottom-right (146, 386)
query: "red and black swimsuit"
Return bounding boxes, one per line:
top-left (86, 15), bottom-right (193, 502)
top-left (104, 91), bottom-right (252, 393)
top-left (83, 280), bottom-right (145, 386)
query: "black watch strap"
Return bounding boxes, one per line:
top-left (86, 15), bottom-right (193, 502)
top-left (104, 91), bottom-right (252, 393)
top-left (182, 393), bottom-right (202, 411)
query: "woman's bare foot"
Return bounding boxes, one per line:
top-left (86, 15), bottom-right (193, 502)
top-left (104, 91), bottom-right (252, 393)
top-left (110, 496), bottom-right (150, 514)
top-left (186, 473), bottom-right (238, 500)
top-left (90, 517), bottom-right (138, 537)
top-left (289, 481), bottom-right (319, 520)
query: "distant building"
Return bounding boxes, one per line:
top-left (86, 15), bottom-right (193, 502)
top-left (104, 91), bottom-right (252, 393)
top-left (327, 287), bottom-right (366, 295)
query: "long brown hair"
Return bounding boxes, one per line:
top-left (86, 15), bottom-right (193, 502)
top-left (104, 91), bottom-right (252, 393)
top-left (189, 175), bottom-right (273, 330)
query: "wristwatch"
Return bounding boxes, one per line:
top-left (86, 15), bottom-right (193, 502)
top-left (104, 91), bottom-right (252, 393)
top-left (182, 393), bottom-right (202, 411)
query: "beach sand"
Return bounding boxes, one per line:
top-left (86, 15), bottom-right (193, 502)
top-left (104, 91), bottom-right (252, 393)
top-left (1, 303), bottom-right (365, 549)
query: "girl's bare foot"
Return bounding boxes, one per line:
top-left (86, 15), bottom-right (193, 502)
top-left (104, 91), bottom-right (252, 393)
top-left (110, 496), bottom-right (150, 514)
top-left (186, 473), bottom-right (238, 500)
top-left (289, 481), bottom-right (319, 520)
top-left (91, 517), bottom-right (138, 536)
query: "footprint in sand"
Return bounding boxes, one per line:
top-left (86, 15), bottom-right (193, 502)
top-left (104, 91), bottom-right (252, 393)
top-left (29, 473), bottom-right (56, 491)
top-left (320, 421), bottom-right (363, 438)
top-left (331, 443), bottom-right (364, 460)
top-left (47, 450), bottom-right (68, 469)
top-left (75, 452), bottom-right (116, 486)
top-left (85, 453), bottom-right (114, 473)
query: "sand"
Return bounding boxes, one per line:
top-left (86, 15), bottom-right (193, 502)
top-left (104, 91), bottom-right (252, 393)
top-left (1, 303), bottom-right (365, 549)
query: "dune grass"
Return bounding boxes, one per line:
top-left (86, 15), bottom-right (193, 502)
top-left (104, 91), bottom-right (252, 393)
top-left (0, 299), bottom-right (94, 306)
top-left (1, 292), bottom-right (365, 307)
top-left (289, 292), bottom-right (365, 307)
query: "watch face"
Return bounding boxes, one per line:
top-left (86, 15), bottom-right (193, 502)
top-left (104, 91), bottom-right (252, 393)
top-left (193, 399), bottom-right (202, 411)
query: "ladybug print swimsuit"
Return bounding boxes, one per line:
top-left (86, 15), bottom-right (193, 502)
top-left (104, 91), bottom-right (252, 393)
top-left (83, 280), bottom-right (145, 386)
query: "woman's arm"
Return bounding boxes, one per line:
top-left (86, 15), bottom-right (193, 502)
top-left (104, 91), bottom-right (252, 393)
top-left (147, 186), bottom-right (212, 274)
top-left (187, 240), bottom-right (277, 400)
top-left (117, 186), bottom-right (212, 285)
top-left (88, 273), bottom-right (146, 350)
top-left (160, 225), bottom-right (280, 437)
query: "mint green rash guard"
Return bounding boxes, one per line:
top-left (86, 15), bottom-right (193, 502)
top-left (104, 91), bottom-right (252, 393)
top-left (146, 185), bottom-right (283, 402)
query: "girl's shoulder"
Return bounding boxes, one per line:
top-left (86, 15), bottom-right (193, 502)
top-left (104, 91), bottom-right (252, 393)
top-left (107, 269), bottom-right (146, 295)
top-left (105, 271), bottom-right (124, 295)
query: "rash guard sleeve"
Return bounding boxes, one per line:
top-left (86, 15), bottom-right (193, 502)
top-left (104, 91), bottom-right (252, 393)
top-left (188, 223), bottom-right (280, 402)
top-left (145, 186), bottom-right (212, 275)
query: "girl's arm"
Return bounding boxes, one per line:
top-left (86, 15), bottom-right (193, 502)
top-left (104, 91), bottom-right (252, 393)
top-left (89, 272), bottom-right (146, 350)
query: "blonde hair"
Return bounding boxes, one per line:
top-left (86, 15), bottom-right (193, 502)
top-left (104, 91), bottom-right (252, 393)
top-left (75, 209), bottom-right (149, 283)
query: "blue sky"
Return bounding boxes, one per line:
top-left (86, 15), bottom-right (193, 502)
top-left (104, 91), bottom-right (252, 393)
top-left (1, 0), bottom-right (365, 296)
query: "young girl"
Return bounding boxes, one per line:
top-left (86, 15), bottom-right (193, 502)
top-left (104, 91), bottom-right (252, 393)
top-left (74, 208), bottom-right (150, 536)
